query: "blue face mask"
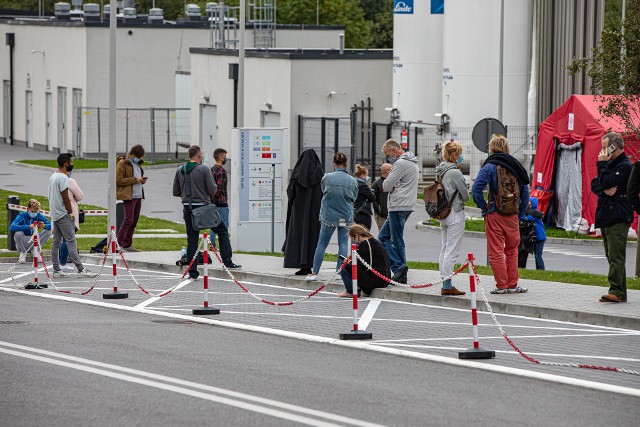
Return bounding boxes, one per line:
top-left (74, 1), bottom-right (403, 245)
top-left (131, 157), bottom-right (140, 164)
top-left (28, 212), bottom-right (37, 219)
top-left (456, 156), bottom-right (464, 164)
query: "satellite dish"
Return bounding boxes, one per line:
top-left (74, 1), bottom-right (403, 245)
top-left (472, 118), bottom-right (507, 153)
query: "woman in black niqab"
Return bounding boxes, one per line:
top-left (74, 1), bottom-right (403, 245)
top-left (282, 149), bottom-right (324, 274)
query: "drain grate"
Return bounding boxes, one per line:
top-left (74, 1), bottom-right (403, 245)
top-left (151, 319), bottom-right (196, 325)
top-left (0, 320), bottom-right (28, 325)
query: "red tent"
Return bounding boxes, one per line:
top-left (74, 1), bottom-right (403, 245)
top-left (532, 95), bottom-right (639, 230)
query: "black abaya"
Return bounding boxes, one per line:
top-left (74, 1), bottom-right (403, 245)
top-left (282, 149), bottom-right (324, 268)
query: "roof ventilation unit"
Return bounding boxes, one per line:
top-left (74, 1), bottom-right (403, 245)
top-left (103, 4), bottom-right (110, 19)
top-left (83, 3), bottom-right (99, 21)
top-left (54, 2), bottom-right (71, 20)
top-left (148, 8), bottom-right (163, 24)
top-left (185, 4), bottom-right (202, 22)
top-left (123, 7), bottom-right (137, 21)
top-left (70, 0), bottom-right (83, 19)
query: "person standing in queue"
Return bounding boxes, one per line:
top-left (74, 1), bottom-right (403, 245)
top-left (353, 164), bottom-right (378, 230)
top-left (282, 149), bottom-right (324, 275)
top-left (116, 144), bottom-right (146, 252)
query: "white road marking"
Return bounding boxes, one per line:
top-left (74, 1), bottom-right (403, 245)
top-left (1, 286), bottom-right (639, 397)
top-left (0, 268), bottom-right (44, 284)
top-left (544, 248), bottom-right (606, 259)
top-left (0, 342), bottom-right (382, 427)
top-left (369, 332), bottom-right (638, 343)
top-left (134, 279), bottom-right (193, 309)
top-left (358, 299), bottom-right (381, 331)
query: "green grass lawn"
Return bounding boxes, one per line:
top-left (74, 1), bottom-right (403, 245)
top-left (1, 189), bottom-right (185, 235)
top-left (17, 159), bottom-right (184, 169)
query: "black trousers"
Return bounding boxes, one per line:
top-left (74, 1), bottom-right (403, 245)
top-left (354, 212), bottom-right (372, 230)
top-left (183, 206), bottom-right (233, 278)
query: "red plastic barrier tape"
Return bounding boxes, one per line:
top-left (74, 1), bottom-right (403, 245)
top-left (207, 238), bottom-right (343, 306)
top-left (469, 260), bottom-right (640, 376)
top-left (7, 204), bottom-right (108, 216)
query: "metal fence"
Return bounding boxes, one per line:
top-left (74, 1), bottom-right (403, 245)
top-left (390, 123), bottom-right (537, 183)
top-left (298, 115), bottom-right (354, 172)
top-left (77, 107), bottom-right (191, 160)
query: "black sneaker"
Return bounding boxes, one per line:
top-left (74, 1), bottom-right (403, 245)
top-left (225, 263), bottom-right (242, 269)
top-left (391, 265), bottom-right (408, 283)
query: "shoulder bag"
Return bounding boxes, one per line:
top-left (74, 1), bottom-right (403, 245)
top-left (183, 166), bottom-right (222, 231)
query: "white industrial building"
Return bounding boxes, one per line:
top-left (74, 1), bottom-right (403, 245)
top-left (0, 5), bottom-right (344, 154)
top-left (188, 48), bottom-right (393, 170)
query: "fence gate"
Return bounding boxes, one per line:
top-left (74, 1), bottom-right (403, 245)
top-left (77, 107), bottom-right (191, 160)
top-left (298, 115), bottom-right (354, 172)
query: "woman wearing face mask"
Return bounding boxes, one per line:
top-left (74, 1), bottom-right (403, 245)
top-left (338, 224), bottom-right (390, 297)
top-left (353, 164), bottom-right (379, 231)
top-left (435, 140), bottom-right (469, 296)
top-left (9, 199), bottom-right (52, 264)
top-left (116, 144), bottom-right (146, 252)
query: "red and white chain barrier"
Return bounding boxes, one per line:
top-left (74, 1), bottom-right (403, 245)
top-left (24, 227), bottom-right (43, 290)
top-left (192, 233), bottom-right (220, 315)
top-left (117, 238), bottom-right (199, 298)
top-left (338, 244), bottom-right (373, 340)
top-left (102, 226), bottom-right (129, 299)
top-left (36, 231), bottom-right (110, 296)
top-left (207, 237), bottom-right (345, 306)
top-left (468, 258), bottom-right (640, 376)
top-left (353, 251), bottom-right (469, 289)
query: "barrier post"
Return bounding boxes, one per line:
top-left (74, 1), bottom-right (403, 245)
top-left (103, 225), bottom-right (128, 299)
top-left (193, 233), bottom-right (220, 315)
top-left (25, 226), bottom-right (46, 289)
top-left (339, 243), bottom-right (372, 340)
top-left (459, 253), bottom-right (495, 359)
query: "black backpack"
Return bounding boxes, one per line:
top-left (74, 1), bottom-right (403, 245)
top-left (176, 251), bottom-right (213, 266)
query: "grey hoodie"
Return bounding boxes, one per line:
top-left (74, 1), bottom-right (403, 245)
top-left (383, 151), bottom-right (419, 212)
top-left (435, 161), bottom-right (470, 212)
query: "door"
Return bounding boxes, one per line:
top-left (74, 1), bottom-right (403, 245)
top-left (25, 91), bottom-right (33, 148)
top-left (2, 81), bottom-right (10, 144)
top-left (45, 93), bottom-right (53, 151)
top-left (72, 89), bottom-right (82, 155)
top-left (200, 104), bottom-right (217, 163)
top-left (57, 87), bottom-right (67, 151)
top-left (553, 141), bottom-right (583, 231)
top-left (261, 111), bottom-right (280, 127)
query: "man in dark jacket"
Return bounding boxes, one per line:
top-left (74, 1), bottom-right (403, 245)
top-left (592, 132), bottom-right (633, 303)
top-left (371, 163), bottom-right (391, 230)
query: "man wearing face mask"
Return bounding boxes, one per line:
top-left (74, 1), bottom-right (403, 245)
top-left (48, 153), bottom-right (98, 278)
top-left (116, 144), bottom-right (146, 252)
top-left (380, 139), bottom-right (419, 284)
top-left (10, 199), bottom-right (52, 264)
top-left (209, 148), bottom-right (237, 266)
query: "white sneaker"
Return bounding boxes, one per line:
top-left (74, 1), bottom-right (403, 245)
top-left (18, 252), bottom-right (27, 264)
top-left (78, 269), bottom-right (99, 278)
top-left (53, 270), bottom-right (70, 278)
top-left (305, 274), bottom-right (318, 281)
top-left (60, 264), bottom-right (75, 272)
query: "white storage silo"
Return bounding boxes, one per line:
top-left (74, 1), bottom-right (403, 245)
top-left (441, 0), bottom-right (530, 129)
top-left (392, 0), bottom-right (444, 123)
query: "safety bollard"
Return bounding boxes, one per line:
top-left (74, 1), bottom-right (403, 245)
top-left (25, 226), bottom-right (46, 289)
top-left (339, 243), bottom-right (372, 340)
top-left (193, 233), bottom-right (220, 315)
top-left (459, 253), bottom-right (495, 359)
top-left (103, 225), bottom-right (128, 299)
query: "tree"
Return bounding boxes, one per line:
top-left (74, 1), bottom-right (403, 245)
top-left (369, 3), bottom-right (393, 49)
top-left (568, 0), bottom-right (640, 140)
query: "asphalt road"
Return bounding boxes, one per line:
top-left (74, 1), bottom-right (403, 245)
top-left (2, 292), bottom-right (639, 427)
top-left (1, 144), bottom-right (637, 276)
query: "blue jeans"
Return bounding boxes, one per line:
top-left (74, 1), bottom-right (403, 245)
top-left (378, 211), bottom-right (412, 273)
top-left (210, 207), bottom-right (230, 249)
top-left (340, 267), bottom-right (354, 294)
top-left (312, 224), bottom-right (349, 274)
top-left (534, 240), bottom-right (545, 270)
top-left (184, 206), bottom-right (233, 279)
top-left (59, 238), bottom-right (69, 265)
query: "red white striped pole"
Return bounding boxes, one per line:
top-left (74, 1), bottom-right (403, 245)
top-left (193, 233), bottom-right (220, 315)
top-left (103, 225), bottom-right (128, 299)
top-left (339, 243), bottom-right (372, 340)
top-left (459, 253), bottom-right (495, 359)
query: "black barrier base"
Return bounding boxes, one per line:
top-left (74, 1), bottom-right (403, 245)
top-left (192, 307), bottom-right (220, 315)
top-left (339, 330), bottom-right (373, 340)
top-left (25, 282), bottom-right (46, 290)
top-left (103, 292), bottom-right (129, 300)
top-left (37, 284), bottom-right (48, 289)
top-left (459, 348), bottom-right (495, 359)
